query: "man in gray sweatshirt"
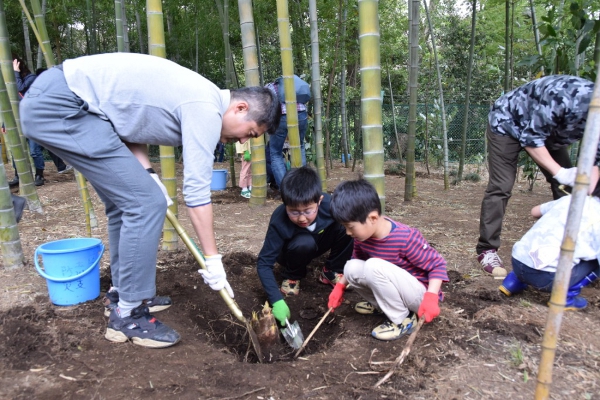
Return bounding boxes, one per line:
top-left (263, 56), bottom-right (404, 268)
top-left (20, 53), bottom-right (280, 348)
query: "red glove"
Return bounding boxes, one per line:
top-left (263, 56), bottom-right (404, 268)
top-left (328, 283), bottom-right (346, 310)
top-left (418, 292), bottom-right (440, 323)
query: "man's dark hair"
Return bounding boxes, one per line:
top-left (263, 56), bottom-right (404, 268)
top-left (230, 86), bottom-right (281, 135)
top-left (280, 166), bottom-right (322, 207)
top-left (330, 179), bottom-right (382, 223)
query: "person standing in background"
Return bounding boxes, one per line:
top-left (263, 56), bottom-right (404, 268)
top-left (235, 140), bottom-right (252, 198)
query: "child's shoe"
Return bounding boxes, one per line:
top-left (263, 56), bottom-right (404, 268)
top-left (354, 301), bottom-right (383, 315)
top-left (499, 271), bottom-right (528, 297)
top-left (371, 312), bottom-right (417, 341)
top-left (319, 267), bottom-right (343, 287)
top-left (280, 279), bottom-right (300, 296)
top-left (240, 189), bottom-right (251, 198)
top-left (565, 295), bottom-right (588, 310)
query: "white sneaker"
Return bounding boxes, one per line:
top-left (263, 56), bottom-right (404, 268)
top-left (58, 165), bottom-right (73, 174)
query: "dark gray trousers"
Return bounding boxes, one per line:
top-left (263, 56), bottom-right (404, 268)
top-left (477, 126), bottom-right (572, 254)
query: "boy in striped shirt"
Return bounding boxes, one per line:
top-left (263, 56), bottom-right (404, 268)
top-left (328, 179), bottom-right (449, 340)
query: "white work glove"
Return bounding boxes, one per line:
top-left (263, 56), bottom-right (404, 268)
top-left (198, 255), bottom-right (235, 298)
top-left (553, 167), bottom-right (577, 187)
top-left (148, 171), bottom-right (174, 206)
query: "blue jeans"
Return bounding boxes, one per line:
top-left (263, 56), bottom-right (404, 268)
top-left (28, 139), bottom-right (45, 170)
top-left (511, 257), bottom-right (599, 292)
top-left (269, 111), bottom-right (308, 187)
top-left (11, 139), bottom-right (45, 173)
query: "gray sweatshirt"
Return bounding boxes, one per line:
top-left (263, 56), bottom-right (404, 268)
top-left (63, 53), bottom-right (229, 207)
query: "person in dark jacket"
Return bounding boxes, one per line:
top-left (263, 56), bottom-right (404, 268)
top-left (256, 166), bottom-right (353, 326)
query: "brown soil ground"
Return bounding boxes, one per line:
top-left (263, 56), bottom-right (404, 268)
top-left (1, 160), bottom-right (599, 400)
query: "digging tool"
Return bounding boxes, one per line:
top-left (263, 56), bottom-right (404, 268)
top-left (281, 318), bottom-right (304, 349)
top-left (293, 307), bottom-right (333, 358)
top-left (165, 209), bottom-right (265, 362)
top-left (373, 318), bottom-right (425, 388)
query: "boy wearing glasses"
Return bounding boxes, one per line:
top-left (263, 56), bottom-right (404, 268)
top-left (256, 166), bottom-right (353, 326)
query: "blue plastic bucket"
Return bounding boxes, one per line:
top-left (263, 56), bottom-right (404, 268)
top-left (211, 169), bottom-right (228, 190)
top-left (341, 154), bottom-right (352, 163)
top-left (34, 238), bottom-right (104, 306)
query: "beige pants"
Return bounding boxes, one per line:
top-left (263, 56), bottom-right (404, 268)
top-left (238, 160), bottom-right (252, 188)
top-left (344, 258), bottom-right (426, 325)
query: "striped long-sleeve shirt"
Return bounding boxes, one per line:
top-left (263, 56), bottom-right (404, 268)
top-left (353, 218), bottom-right (449, 288)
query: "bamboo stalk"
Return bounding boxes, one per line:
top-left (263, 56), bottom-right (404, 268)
top-left (534, 68), bottom-right (600, 399)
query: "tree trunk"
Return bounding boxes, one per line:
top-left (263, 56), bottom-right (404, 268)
top-left (458, 0), bottom-right (476, 181)
top-left (404, 0), bottom-right (420, 201)
top-left (121, 0), bottom-right (130, 52)
top-left (528, 0), bottom-right (543, 75)
top-left (423, 0), bottom-right (449, 189)
top-left (135, 9), bottom-right (145, 54)
top-left (147, 0), bottom-right (178, 250)
top-left (535, 71), bottom-right (600, 399)
top-left (503, 0), bottom-right (510, 92)
top-left (22, 12), bottom-right (33, 68)
top-left (237, 0), bottom-right (267, 206)
top-left (340, 0), bottom-right (349, 168)
top-left (308, 0), bottom-right (326, 189)
top-left (276, 0), bottom-right (302, 168)
top-left (359, 0), bottom-right (385, 208)
top-left (115, 0), bottom-right (125, 51)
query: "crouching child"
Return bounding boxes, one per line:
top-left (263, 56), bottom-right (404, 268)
top-left (256, 166), bottom-right (353, 326)
top-left (328, 179), bottom-right (449, 341)
top-left (499, 185), bottom-right (600, 309)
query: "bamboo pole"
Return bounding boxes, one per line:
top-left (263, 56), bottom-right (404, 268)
top-left (308, 0), bottom-right (326, 190)
top-left (358, 0), bottom-right (385, 209)
top-left (237, 0), bottom-right (267, 206)
top-left (534, 68), bottom-right (600, 399)
top-left (147, 0), bottom-right (178, 250)
top-left (276, 0), bottom-right (301, 168)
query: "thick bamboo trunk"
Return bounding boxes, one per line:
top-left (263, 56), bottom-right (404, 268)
top-left (358, 0), bottom-right (385, 208)
top-left (147, 0), bottom-right (178, 250)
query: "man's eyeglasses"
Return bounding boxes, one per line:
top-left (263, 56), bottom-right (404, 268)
top-left (286, 208), bottom-right (318, 217)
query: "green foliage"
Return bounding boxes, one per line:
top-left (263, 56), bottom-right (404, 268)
top-left (385, 162), bottom-right (404, 176)
top-left (509, 341), bottom-right (524, 368)
top-left (520, 0), bottom-right (600, 79)
top-left (464, 172), bottom-right (480, 182)
top-left (519, 152), bottom-right (538, 192)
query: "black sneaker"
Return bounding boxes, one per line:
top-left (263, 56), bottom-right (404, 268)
top-left (103, 290), bottom-right (172, 317)
top-left (8, 177), bottom-right (19, 188)
top-left (34, 175), bottom-right (44, 186)
top-left (105, 305), bottom-right (180, 348)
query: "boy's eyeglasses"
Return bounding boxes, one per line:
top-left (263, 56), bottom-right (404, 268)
top-left (286, 208), bottom-right (318, 217)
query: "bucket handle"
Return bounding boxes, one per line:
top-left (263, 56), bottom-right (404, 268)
top-left (34, 244), bottom-right (105, 283)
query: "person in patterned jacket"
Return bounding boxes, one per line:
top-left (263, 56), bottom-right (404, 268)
top-left (328, 179), bottom-right (449, 341)
top-left (476, 75), bottom-right (598, 277)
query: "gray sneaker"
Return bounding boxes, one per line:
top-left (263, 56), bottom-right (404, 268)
top-left (103, 290), bottom-right (172, 317)
top-left (58, 165), bottom-right (73, 174)
top-left (105, 305), bottom-right (180, 348)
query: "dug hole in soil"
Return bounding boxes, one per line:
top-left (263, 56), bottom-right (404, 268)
top-left (1, 161), bottom-right (599, 399)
